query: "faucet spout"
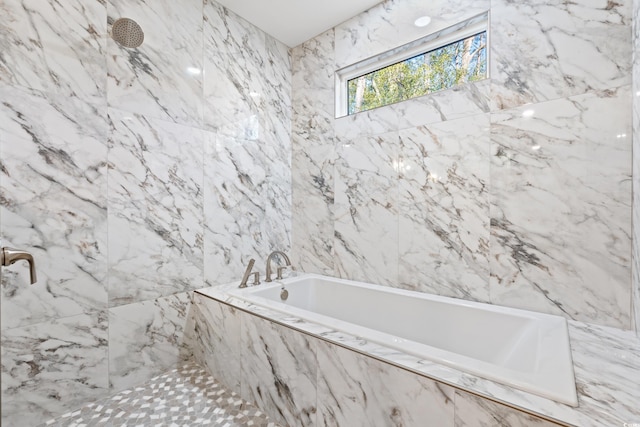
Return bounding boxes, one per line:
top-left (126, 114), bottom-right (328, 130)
top-left (265, 251), bottom-right (292, 282)
top-left (1, 247), bottom-right (37, 284)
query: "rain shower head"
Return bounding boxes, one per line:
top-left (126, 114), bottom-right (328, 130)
top-left (111, 18), bottom-right (144, 48)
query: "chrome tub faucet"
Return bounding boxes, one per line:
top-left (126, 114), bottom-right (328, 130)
top-left (265, 251), bottom-right (292, 282)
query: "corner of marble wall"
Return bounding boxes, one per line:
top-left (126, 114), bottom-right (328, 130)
top-left (240, 311), bottom-right (318, 427)
top-left (1, 310), bottom-right (109, 427)
top-left (190, 294), bottom-right (241, 392)
top-left (108, 291), bottom-right (194, 393)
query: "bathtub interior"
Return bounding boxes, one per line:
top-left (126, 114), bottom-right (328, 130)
top-left (230, 274), bottom-right (578, 407)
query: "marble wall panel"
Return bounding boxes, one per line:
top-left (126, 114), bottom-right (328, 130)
top-left (453, 391), bottom-right (558, 427)
top-left (108, 291), bottom-right (193, 392)
top-left (316, 339), bottom-right (455, 426)
top-left (292, 144), bottom-right (335, 274)
top-left (633, 0), bottom-right (640, 336)
top-left (240, 312), bottom-right (318, 427)
top-left (490, 87), bottom-right (632, 328)
top-left (0, 0), bottom-right (107, 103)
top-left (203, 130), bottom-right (290, 285)
top-left (1, 312), bottom-right (109, 427)
top-left (203, 1), bottom-right (266, 133)
top-left (191, 294), bottom-right (241, 392)
top-left (107, 109), bottom-right (204, 306)
top-left (333, 132), bottom-right (399, 286)
top-left (398, 114), bottom-right (490, 301)
top-left (106, 0), bottom-right (203, 126)
top-left (491, 0), bottom-right (632, 111)
top-left (0, 85), bottom-right (108, 330)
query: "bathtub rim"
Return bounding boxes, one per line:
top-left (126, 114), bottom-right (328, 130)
top-left (193, 288), bottom-right (575, 427)
top-left (228, 273), bottom-right (578, 407)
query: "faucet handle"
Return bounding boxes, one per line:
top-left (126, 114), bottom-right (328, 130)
top-left (1, 247), bottom-right (37, 284)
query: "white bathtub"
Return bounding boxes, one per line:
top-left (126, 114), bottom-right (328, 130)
top-left (230, 273), bottom-right (578, 407)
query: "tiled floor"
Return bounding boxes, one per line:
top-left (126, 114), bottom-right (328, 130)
top-left (41, 363), bottom-right (279, 427)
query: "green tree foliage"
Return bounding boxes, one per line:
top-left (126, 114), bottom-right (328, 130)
top-left (348, 32), bottom-right (487, 115)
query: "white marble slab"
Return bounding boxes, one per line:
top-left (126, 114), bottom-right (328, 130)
top-left (1, 311), bottom-right (109, 427)
top-left (191, 293), bottom-right (241, 392)
top-left (107, 109), bottom-right (204, 306)
top-left (490, 0), bottom-right (632, 111)
top-left (108, 291), bottom-right (193, 393)
top-left (490, 86), bottom-right (632, 328)
top-left (0, 0), bottom-right (107, 103)
top-left (633, 0), bottom-right (640, 338)
top-left (106, 0), bottom-right (203, 126)
top-left (398, 114), bottom-right (491, 301)
top-left (240, 309), bottom-right (318, 427)
top-left (0, 84), bottom-right (108, 330)
top-left (317, 339), bottom-right (456, 426)
top-left (333, 132), bottom-right (399, 286)
top-left (196, 277), bottom-right (640, 427)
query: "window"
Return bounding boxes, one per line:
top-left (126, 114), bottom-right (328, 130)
top-left (336, 13), bottom-right (489, 117)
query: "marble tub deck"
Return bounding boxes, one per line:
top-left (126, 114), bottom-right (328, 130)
top-left (196, 276), bottom-right (640, 427)
top-left (41, 362), bottom-right (280, 427)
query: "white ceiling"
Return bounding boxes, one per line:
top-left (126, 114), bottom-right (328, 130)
top-left (215, 0), bottom-right (384, 48)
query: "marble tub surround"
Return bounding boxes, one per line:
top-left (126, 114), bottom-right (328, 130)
top-left (195, 277), bottom-right (640, 427)
top-left (291, 0), bottom-right (634, 331)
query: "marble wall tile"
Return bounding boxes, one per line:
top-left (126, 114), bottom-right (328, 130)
top-left (490, 0), bottom-right (632, 111)
top-left (240, 312), bottom-right (318, 427)
top-left (106, 0), bottom-right (203, 126)
top-left (333, 133), bottom-right (399, 286)
top-left (453, 391), bottom-right (558, 427)
top-left (203, 1), bottom-right (266, 133)
top-left (334, 0), bottom-right (490, 69)
top-left (633, 0), bottom-right (640, 337)
top-left (1, 311), bottom-right (109, 427)
top-left (292, 144), bottom-right (335, 274)
top-left (316, 339), bottom-right (455, 426)
top-left (490, 87), bottom-right (632, 328)
top-left (191, 295), bottom-right (241, 392)
top-left (398, 114), bottom-right (490, 301)
top-left (108, 291), bottom-right (193, 392)
top-left (0, 0), bottom-right (107, 103)
top-left (203, 132), bottom-right (290, 286)
top-left (107, 109), bottom-right (204, 306)
top-left (0, 85), bottom-right (108, 330)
